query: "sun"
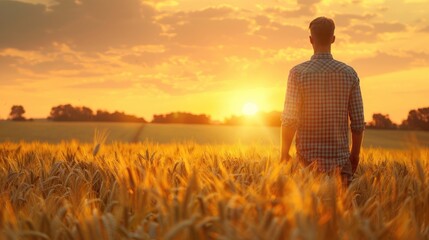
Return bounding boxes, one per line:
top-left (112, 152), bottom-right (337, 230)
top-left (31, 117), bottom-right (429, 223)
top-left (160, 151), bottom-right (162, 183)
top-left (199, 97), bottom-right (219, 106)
top-left (242, 102), bottom-right (259, 116)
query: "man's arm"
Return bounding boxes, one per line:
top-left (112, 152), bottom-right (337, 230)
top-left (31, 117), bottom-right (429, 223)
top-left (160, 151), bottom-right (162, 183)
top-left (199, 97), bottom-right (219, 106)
top-left (281, 68), bottom-right (301, 162)
top-left (281, 125), bottom-right (296, 161)
top-left (348, 71), bottom-right (365, 173)
top-left (350, 131), bottom-right (363, 173)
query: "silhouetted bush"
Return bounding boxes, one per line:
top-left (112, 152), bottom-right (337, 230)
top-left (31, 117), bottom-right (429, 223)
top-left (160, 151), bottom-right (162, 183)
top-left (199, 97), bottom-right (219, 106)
top-left (9, 105), bottom-right (26, 121)
top-left (152, 112), bottom-right (211, 124)
top-left (400, 107), bottom-right (429, 131)
top-left (366, 113), bottom-right (397, 129)
top-left (48, 104), bottom-right (146, 122)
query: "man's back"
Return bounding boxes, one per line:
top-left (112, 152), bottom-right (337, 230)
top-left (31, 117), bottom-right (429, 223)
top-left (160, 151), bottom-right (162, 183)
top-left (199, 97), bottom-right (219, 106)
top-left (281, 17), bottom-right (365, 186)
top-left (283, 53), bottom-right (364, 171)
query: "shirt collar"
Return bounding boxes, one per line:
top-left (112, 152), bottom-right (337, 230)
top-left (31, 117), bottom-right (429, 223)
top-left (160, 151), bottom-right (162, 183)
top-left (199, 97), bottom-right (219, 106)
top-left (311, 53), bottom-right (333, 60)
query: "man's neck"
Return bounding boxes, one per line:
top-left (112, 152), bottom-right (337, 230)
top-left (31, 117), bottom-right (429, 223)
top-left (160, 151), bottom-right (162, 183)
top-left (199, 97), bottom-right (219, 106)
top-left (314, 49), bottom-right (331, 54)
top-left (313, 45), bottom-right (331, 54)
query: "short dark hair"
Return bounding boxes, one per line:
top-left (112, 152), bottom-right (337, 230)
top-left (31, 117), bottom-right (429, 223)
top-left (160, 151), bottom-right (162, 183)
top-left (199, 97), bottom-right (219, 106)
top-left (309, 17), bottom-right (335, 45)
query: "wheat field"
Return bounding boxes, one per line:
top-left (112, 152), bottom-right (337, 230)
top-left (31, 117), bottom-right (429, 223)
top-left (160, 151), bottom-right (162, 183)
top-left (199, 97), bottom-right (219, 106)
top-left (0, 141), bottom-right (428, 240)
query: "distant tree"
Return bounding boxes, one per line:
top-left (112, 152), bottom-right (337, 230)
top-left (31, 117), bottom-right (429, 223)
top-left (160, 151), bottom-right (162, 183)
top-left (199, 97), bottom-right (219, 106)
top-left (48, 104), bottom-right (93, 121)
top-left (9, 105), bottom-right (26, 121)
top-left (366, 113), bottom-right (397, 129)
top-left (94, 110), bottom-right (146, 122)
top-left (48, 104), bottom-right (146, 122)
top-left (152, 112), bottom-right (210, 124)
top-left (401, 107), bottom-right (429, 131)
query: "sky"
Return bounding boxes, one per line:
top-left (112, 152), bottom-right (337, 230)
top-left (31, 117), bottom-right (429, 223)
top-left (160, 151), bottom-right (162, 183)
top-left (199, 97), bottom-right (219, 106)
top-left (1, 0), bottom-right (429, 123)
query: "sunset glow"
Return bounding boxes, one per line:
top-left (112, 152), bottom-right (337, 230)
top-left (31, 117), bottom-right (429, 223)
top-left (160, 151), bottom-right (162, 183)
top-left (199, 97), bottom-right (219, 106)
top-left (242, 102), bottom-right (259, 116)
top-left (1, 0), bottom-right (429, 123)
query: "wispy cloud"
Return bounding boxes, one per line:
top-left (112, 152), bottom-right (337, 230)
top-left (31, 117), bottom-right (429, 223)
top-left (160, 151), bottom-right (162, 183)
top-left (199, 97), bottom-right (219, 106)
top-left (351, 51), bottom-right (429, 77)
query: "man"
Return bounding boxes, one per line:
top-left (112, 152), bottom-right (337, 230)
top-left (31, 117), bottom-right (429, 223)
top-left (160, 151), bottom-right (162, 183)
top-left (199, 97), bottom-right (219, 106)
top-left (280, 17), bottom-right (365, 186)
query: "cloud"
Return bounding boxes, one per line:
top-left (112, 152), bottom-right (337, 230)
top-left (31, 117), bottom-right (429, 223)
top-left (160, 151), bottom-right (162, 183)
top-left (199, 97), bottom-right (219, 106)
top-left (161, 6), bottom-right (252, 47)
top-left (254, 15), bottom-right (271, 26)
top-left (0, 0), bottom-right (425, 99)
top-left (1, 47), bottom-right (123, 78)
top-left (141, 77), bottom-right (192, 95)
top-left (0, 55), bottom-right (22, 84)
top-left (121, 52), bottom-right (169, 67)
top-left (22, 59), bottom-right (83, 74)
top-left (0, 0), bottom-right (163, 51)
top-left (264, 6), bottom-right (313, 18)
top-left (50, 0), bottom-right (163, 51)
top-left (0, 1), bottom-right (51, 50)
top-left (68, 79), bottom-right (136, 89)
top-left (342, 24), bottom-right (377, 42)
top-left (342, 21), bottom-right (407, 42)
top-left (334, 13), bottom-right (376, 27)
top-left (171, 18), bottom-right (251, 46)
top-left (0, 55), bottom-right (20, 69)
top-left (0, 1), bottom-right (310, 96)
top-left (162, 6), bottom-right (309, 49)
top-left (351, 51), bottom-right (429, 77)
top-left (373, 22), bottom-right (406, 33)
top-left (420, 25), bottom-right (429, 32)
top-left (254, 22), bottom-right (308, 48)
top-left (333, 12), bottom-right (409, 43)
top-left (264, 0), bottom-right (322, 18)
top-left (186, 5), bottom-right (236, 19)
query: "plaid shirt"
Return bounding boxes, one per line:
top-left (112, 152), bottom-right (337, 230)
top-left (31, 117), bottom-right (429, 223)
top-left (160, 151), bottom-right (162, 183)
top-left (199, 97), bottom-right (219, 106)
top-left (282, 53), bottom-right (365, 171)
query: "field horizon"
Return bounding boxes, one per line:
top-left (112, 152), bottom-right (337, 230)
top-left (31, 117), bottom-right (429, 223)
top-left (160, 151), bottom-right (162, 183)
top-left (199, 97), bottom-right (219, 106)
top-left (1, 121), bottom-right (429, 150)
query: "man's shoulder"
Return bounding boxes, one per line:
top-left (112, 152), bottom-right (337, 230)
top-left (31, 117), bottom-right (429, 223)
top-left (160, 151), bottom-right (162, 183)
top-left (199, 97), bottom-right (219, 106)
top-left (331, 59), bottom-right (358, 76)
top-left (289, 58), bottom-right (359, 79)
top-left (290, 61), bottom-right (312, 74)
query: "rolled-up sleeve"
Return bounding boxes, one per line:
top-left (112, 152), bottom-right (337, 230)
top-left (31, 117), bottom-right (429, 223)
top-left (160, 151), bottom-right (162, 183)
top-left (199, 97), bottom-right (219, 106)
top-left (282, 69), bottom-right (301, 127)
top-left (348, 75), bottom-right (365, 133)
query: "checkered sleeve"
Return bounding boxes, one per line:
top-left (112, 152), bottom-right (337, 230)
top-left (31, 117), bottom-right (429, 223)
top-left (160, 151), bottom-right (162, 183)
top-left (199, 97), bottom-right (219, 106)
top-left (348, 72), bottom-right (365, 133)
top-left (282, 69), bottom-right (301, 127)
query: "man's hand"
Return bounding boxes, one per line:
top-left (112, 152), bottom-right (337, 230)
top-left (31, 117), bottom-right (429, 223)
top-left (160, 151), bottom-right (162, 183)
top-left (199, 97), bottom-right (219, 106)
top-left (281, 125), bottom-right (296, 163)
top-left (281, 153), bottom-right (292, 162)
top-left (350, 154), bottom-right (359, 174)
top-left (350, 131), bottom-right (363, 174)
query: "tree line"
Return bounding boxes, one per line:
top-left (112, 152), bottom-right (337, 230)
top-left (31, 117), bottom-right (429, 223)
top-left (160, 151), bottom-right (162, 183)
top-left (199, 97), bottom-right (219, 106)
top-left (8, 104), bottom-right (147, 123)
top-left (6, 104), bottom-right (211, 124)
top-left (367, 107), bottom-right (429, 131)
top-left (152, 112), bottom-right (210, 124)
top-left (48, 104), bottom-right (147, 122)
top-left (5, 104), bottom-right (429, 131)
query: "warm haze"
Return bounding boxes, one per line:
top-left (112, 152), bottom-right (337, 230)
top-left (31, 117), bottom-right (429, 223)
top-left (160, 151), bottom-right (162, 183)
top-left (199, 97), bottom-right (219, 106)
top-left (1, 0), bottom-right (429, 123)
